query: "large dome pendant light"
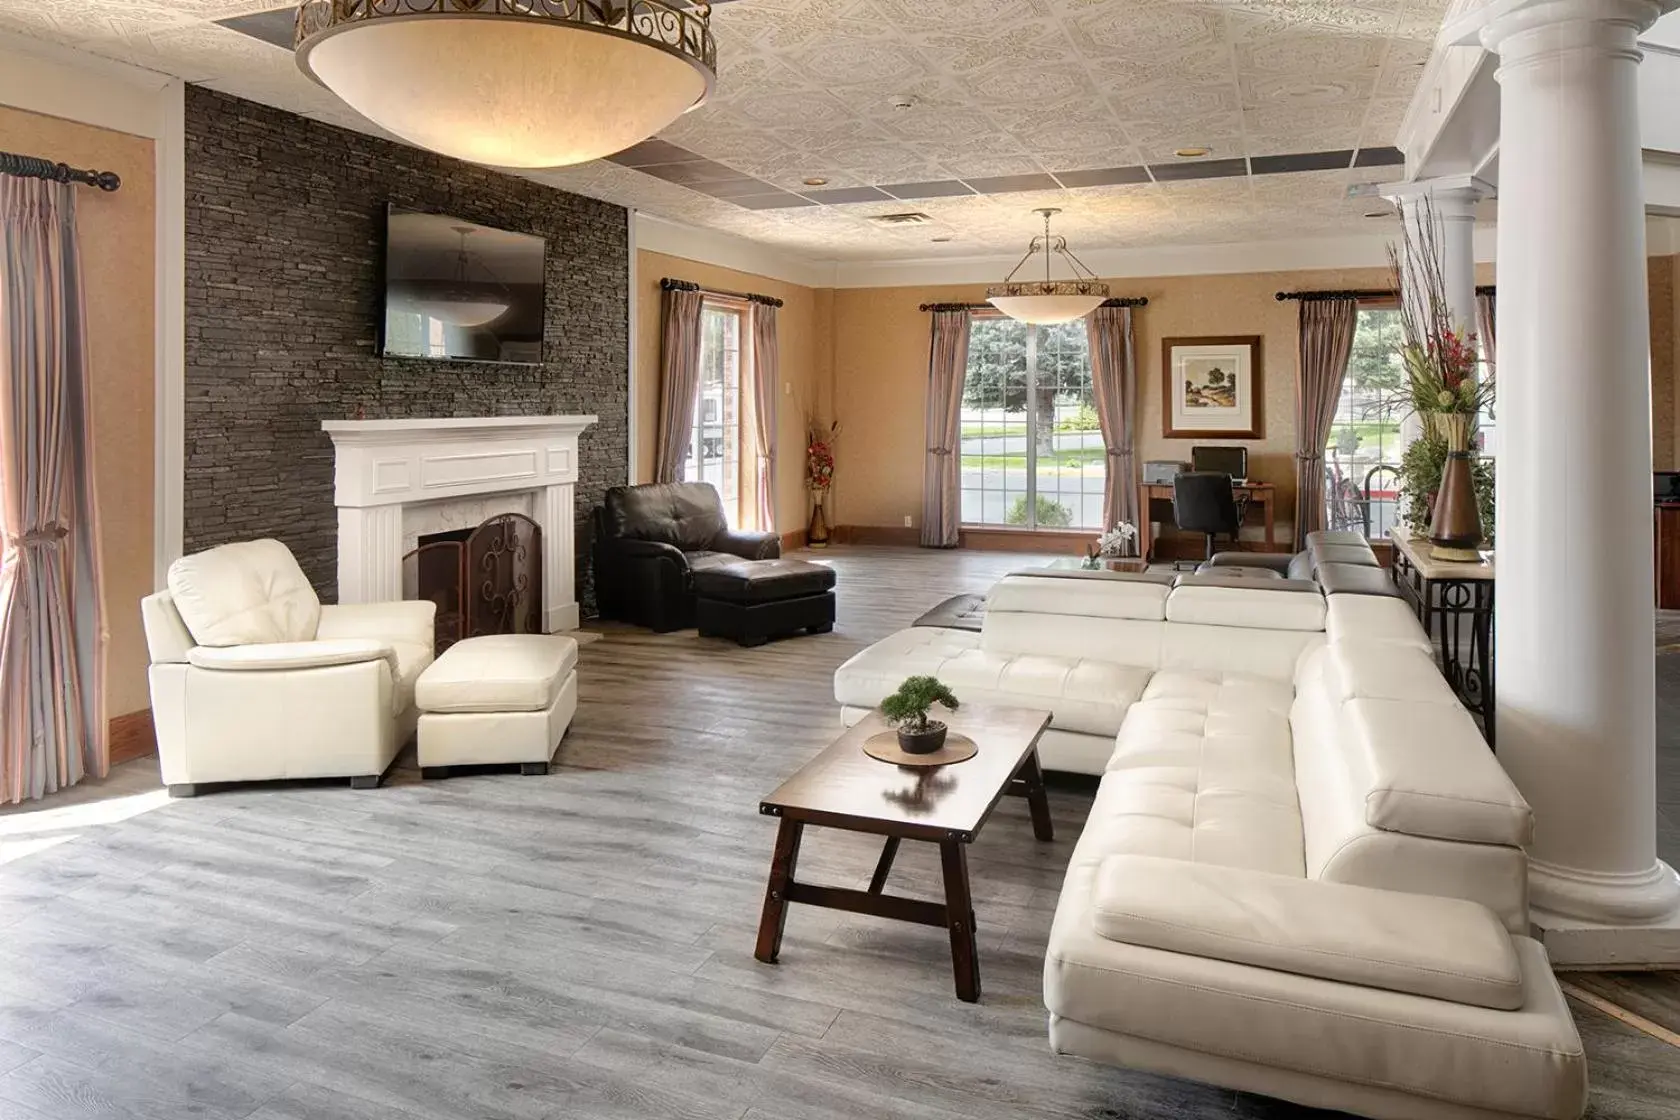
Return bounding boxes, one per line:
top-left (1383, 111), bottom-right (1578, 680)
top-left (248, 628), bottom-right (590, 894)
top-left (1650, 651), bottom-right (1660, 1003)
top-left (294, 0), bottom-right (718, 170)
top-left (986, 208), bottom-right (1110, 325)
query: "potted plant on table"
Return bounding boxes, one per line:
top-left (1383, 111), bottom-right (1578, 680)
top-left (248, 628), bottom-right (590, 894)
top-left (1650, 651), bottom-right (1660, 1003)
top-left (1389, 203), bottom-right (1495, 561)
top-left (1084, 521), bottom-right (1139, 568)
top-left (879, 675), bottom-right (960, 754)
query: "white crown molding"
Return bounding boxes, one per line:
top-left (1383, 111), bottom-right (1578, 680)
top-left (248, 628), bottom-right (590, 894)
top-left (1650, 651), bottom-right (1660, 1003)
top-left (0, 31), bottom-right (173, 138)
top-left (632, 211), bottom-right (838, 289)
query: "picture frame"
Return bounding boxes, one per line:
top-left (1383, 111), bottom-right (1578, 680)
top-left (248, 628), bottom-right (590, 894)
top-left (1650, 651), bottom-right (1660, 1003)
top-left (1162, 335), bottom-right (1264, 440)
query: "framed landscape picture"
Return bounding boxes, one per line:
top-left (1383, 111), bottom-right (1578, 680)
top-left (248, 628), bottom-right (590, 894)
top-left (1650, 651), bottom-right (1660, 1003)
top-left (1162, 335), bottom-right (1264, 439)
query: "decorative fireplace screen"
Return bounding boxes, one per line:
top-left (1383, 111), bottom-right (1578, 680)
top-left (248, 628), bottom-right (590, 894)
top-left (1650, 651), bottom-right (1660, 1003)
top-left (402, 513), bottom-right (542, 652)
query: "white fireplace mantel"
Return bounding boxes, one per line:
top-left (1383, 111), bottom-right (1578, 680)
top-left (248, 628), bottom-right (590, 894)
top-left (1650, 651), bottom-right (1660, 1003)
top-left (322, 415), bottom-right (597, 632)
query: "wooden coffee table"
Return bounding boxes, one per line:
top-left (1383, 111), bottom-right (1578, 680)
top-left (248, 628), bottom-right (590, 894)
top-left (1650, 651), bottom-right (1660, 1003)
top-left (754, 705), bottom-right (1054, 1002)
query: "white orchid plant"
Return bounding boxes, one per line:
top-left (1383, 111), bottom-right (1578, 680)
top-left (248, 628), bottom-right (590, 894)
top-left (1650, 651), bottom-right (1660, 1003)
top-left (1092, 522), bottom-right (1139, 559)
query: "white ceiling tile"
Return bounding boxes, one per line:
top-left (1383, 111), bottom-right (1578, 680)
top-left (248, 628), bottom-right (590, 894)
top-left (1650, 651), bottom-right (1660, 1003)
top-left (1, 0), bottom-right (1451, 257)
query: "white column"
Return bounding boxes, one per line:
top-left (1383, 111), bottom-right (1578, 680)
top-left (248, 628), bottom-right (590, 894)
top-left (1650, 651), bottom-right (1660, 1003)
top-left (337, 505), bottom-right (404, 605)
top-left (1485, 0), bottom-right (1680, 964)
top-left (538, 483), bottom-right (580, 633)
top-left (1386, 178), bottom-right (1488, 333)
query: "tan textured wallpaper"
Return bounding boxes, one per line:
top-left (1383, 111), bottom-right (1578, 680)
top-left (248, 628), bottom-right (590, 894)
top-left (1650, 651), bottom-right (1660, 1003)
top-left (0, 106), bottom-right (155, 719)
top-left (1653, 255), bottom-right (1678, 470)
top-left (633, 250), bottom-right (829, 535)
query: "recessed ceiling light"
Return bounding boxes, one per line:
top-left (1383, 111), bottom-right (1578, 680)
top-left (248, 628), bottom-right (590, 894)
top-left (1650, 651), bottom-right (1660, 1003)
top-left (1365, 208), bottom-right (1396, 219)
top-left (931, 236), bottom-right (954, 243)
top-left (1174, 146), bottom-right (1211, 158)
top-left (802, 176), bottom-right (829, 186)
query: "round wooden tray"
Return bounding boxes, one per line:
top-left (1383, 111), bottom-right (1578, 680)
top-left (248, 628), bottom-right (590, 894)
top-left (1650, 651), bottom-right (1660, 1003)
top-left (862, 730), bottom-right (978, 768)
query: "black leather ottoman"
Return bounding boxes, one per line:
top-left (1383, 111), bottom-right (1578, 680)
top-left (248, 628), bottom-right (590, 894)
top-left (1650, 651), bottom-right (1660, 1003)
top-left (693, 559), bottom-right (837, 647)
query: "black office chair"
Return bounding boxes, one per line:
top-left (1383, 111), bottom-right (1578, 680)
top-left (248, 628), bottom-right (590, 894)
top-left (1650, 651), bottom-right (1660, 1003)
top-left (1173, 471), bottom-right (1243, 562)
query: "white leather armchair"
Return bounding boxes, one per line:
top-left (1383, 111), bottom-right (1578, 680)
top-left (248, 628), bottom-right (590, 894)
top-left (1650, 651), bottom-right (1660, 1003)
top-left (141, 539), bottom-right (435, 796)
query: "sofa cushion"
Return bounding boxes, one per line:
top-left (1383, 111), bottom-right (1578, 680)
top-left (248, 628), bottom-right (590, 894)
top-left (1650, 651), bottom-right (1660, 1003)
top-left (1046, 876), bottom-right (1587, 1120)
top-left (1315, 564), bottom-right (1400, 597)
top-left (187, 639), bottom-right (395, 674)
top-left (1164, 583), bottom-right (1326, 631)
top-left (1324, 593), bottom-right (1432, 651)
top-left (1347, 697), bottom-right (1534, 847)
top-left (415, 634), bottom-right (578, 714)
top-left (1082, 673), bottom-right (1304, 877)
top-left (602, 481), bottom-right (730, 550)
top-left (987, 571), bottom-right (1172, 621)
top-left (1090, 856), bottom-right (1525, 1011)
top-left (833, 627), bottom-right (1148, 738)
top-left (692, 558), bottom-right (837, 602)
top-left (166, 539), bottom-right (321, 647)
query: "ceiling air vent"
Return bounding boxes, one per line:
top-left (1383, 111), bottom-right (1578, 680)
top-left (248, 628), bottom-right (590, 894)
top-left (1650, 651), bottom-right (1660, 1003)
top-left (870, 212), bottom-right (935, 226)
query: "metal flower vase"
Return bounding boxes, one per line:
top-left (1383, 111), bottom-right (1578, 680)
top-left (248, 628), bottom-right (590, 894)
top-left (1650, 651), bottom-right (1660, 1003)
top-left (1427, 412), bottom-right (1482, 561)
top-left (807, 489), bottom-right (831, 548)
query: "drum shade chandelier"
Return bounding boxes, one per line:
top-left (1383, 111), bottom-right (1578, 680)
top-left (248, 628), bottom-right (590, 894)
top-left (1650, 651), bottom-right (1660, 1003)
top-left (295, 0), bottom-right (718, 169)
top-left (986, 208), bottom-right (1111, 325)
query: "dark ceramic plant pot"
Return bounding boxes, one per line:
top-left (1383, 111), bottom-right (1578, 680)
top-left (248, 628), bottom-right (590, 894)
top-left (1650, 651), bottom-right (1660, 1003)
top-left (897, 721), bottom-right (948, 755)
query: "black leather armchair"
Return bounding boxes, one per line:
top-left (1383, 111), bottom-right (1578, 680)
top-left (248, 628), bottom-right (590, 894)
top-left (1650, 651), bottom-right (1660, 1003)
top-left (592, 482), bottom-right (781, 631)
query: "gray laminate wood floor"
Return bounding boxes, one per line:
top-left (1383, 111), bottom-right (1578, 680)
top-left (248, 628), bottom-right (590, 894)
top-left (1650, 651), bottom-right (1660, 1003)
top-left (1, 546), bottom-right (1676, 1120)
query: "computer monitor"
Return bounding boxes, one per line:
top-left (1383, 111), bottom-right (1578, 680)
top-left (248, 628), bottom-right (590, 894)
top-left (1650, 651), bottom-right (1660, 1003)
top-left (1191, 445), bottom-right (1248, 481)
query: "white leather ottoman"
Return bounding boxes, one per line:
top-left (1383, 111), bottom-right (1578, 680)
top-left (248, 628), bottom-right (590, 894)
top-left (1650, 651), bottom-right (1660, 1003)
top-left (415, 634), bottom-right (578, 778)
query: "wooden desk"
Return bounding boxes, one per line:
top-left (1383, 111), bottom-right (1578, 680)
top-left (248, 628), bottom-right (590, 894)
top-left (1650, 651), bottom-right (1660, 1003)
top-left (1139, 481), bottom-right (1277, 561)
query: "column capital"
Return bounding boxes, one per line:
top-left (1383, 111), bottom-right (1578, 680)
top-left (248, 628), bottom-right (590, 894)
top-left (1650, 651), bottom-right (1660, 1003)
top-left (1480, 0), bottom-right (1666, 58)
top-left (1380, 175), bottom-right (1495, 219)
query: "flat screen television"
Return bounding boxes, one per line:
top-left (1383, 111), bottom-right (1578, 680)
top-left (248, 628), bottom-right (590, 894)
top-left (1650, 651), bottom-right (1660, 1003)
top-left (381, 206), bottom-right (546, 365)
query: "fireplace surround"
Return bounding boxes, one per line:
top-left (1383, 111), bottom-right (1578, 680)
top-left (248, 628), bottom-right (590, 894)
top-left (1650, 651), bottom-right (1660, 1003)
top-left (322, 416), bottom-right (596, 632)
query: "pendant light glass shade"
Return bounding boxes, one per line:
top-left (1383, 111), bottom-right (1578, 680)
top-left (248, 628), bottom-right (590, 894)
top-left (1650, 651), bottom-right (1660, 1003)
top-left (415, 298), bottom-right (510, 328)
top-left (986, 287), bottom-right (1108, 325)
top-left (986, 208), bottom-right (1110, 325)
top-left (295, 1), bottom-right (717, 169)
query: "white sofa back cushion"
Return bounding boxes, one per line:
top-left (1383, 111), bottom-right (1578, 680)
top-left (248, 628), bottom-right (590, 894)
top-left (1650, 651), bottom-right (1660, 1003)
top-left (167, 539), bottom-right (322, 648)
top-left (989, 572), bottom-right (1172, 620)
top-left (140, 591), bottom-right (195, 664)
top-left (1090, 855), bottom-right (1525, 1010)
top-left (1165, 583), bottom-right (1327, 632)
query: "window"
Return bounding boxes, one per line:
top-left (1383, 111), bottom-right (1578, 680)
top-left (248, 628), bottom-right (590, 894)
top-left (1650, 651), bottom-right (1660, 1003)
top-left (960, 316), bottom-right (1104, 530)
top-left (683, 302), bottom-right (751, 525)
top-left (1324, 306), bottom-right (1407, 541)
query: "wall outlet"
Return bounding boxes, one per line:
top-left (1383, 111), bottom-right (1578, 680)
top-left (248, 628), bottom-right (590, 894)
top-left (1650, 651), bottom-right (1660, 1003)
top-left (903, 515), bottom-right (913, 528)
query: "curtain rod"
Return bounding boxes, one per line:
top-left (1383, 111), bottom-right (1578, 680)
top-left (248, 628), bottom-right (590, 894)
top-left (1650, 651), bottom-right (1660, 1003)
top-left (919, 297), bottom-right (1148, 312)
top-left (0, 150), bottom-right (121, 192)
top-left (1276, 285), bottom-right (1497, 302)
top-left (660, 277), bottom-right (783, 308)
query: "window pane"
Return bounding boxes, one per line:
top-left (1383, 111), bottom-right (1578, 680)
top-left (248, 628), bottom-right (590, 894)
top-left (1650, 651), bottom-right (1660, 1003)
top-left (1326, 308), bottom-right (1406, 541)
top-left (961, 318), bottom-right (1030, 527)
top-left (686, 306), bottom-right (743, 525)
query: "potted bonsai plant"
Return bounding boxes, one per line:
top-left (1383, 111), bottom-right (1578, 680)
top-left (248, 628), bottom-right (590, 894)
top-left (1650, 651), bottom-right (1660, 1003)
top-left (879, 675), bottom-right (960, 754)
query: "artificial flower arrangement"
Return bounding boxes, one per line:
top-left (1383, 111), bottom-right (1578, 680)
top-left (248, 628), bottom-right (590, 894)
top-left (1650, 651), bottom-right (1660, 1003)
top-left (806, 419), bottom-right (839, 492)
top-left (1084, 521), bottom-right (1139, 566)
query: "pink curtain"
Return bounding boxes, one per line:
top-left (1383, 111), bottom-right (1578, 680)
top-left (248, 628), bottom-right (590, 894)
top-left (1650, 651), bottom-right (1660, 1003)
top-left (1293, 298), bottom-right (1359, 550)
top-left (1086, 303), bottom-right (1139, 545)
top-left (653, 287), bottom-right (704, 484)
top-left (0, 175), bottom-right (106, 804)
top-left (1476, 290), bottom-right (1496, 377)
top-left (750, 301), bottom-right (778, 532)
top-left (921, 309), bottom-right (970, 547)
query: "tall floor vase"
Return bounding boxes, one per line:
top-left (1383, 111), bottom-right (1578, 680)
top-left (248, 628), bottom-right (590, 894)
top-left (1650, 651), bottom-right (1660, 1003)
top-left (807, 489), bottom-right (831, 548)
top-left (1428, 412), bottom-right (1482, 561)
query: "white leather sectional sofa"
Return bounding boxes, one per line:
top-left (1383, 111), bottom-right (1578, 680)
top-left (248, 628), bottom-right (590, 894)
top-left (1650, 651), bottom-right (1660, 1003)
top-left (833, 569), bottom-right (1587, 1120)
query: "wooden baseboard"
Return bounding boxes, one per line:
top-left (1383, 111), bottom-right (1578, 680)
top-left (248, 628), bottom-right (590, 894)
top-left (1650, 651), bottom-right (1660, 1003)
top-left (780, 529), bottom-right (808, 552)
top-left (832, 525), bottom-right (920, 546)
top-left (956, 528), bottom-right (1089, 554)
top-left (108, 709), bottom-right (156, 765)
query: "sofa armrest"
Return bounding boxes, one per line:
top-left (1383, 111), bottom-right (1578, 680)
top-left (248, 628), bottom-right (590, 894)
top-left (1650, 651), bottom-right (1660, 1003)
top-left (317, 600), bottom-right (436, 650)
top-left (1092, 855), bottom-right (1523, 1010)
top-left (186, 639), bottom-right (397, 674)
top-left (610, 538), bottom-right (691, 567)
top-left (713, 528), bottom-right (782, 561)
